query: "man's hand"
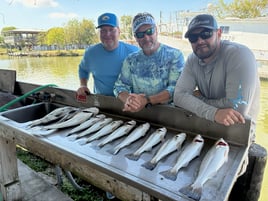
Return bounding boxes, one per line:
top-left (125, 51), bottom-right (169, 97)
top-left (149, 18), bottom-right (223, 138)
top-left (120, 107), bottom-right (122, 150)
top-left (123, 93), bottom-right (147, 112)
top-left (215, 108), bottom-right (245, 126)
top-left (77, 86), bottom-right (90, 96)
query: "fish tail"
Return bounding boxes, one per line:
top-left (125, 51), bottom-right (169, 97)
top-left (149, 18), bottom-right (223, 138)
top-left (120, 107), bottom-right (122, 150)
top-left (141, 161), bottom-right (156, 170)
top-left (159, 170), bottom-right (177, 181)
top-left (179, 185), bottom-right (202, 201)
top-left (125, 153), bottom-right (140, 161)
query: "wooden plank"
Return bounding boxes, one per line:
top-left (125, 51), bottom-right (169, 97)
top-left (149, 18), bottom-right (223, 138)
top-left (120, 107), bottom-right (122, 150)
top-left (0, 70), bottom-right (16, 93)
top-left (0, 126), bottom-right (154, 201)
top-left (0, 137), bottom-right (22, 200)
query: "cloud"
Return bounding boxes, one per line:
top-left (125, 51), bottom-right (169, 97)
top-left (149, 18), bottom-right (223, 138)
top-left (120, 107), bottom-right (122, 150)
top-left (48, 12), bottom-right (78, 19)
top-left (10, 0), bottom-right (59, 8)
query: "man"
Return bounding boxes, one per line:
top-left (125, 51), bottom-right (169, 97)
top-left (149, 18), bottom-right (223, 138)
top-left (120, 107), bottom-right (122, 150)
top-left (77, 12), bottom-right (139, 96)
top-left (174, 14), bottom-right (260, 130)
top-left (114, 12), bottom-right (185, 112)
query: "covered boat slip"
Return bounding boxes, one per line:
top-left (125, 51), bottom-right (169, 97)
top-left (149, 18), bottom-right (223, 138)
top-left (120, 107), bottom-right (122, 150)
top-left (0, 82), bottom-right (252, 201)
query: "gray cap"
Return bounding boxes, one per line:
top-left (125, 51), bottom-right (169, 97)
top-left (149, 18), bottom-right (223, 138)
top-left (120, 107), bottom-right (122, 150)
top-left (185, 14), bottom-right (218, 38)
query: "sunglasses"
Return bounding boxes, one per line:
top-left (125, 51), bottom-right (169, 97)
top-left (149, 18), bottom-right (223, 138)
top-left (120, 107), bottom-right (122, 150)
top-left (188, 29), bottom-right (214, 43)
top-left (135, 27), bottom-right (155, 39)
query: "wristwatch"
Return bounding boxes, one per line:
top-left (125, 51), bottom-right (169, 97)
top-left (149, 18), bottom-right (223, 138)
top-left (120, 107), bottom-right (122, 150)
top-left (145, 95), bottom-right (152, 108)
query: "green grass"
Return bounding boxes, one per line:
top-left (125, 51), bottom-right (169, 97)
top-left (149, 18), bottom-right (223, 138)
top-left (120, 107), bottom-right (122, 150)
top-left (16, 147), bottom-right (117, 201)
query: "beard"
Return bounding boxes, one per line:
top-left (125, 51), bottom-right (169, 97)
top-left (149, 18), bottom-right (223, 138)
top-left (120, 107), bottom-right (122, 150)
top-left (193, 39), bottom-right (218, 60)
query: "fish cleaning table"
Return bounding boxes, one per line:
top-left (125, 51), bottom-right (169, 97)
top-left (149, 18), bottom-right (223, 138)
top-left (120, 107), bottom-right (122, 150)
top-left (0, 99), bottom-right (252, 201)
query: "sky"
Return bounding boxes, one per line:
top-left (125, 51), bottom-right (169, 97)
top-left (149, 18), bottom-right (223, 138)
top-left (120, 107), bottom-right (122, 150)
top-left (0, 0), bottom-right (222, 31)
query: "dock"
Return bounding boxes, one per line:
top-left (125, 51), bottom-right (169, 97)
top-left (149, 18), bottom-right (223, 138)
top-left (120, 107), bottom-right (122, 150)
top-left (0, 159), bottom-right (73, 201)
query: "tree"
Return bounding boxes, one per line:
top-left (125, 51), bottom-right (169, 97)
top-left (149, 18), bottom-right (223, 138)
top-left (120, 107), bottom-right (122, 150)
top-left (213, 0), bottom-right (268, 18)
top-left (46, 27), bottom-right (65, 48)
top-left (120, 15), bottom-right (133, 40)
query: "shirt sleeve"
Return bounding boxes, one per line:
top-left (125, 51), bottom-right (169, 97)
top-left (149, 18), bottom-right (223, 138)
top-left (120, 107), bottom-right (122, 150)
top-left (166, 50), bottom-right (185, 99)
top-left (174, 56), bottom-right (218, 121)
top-left (78, 48), bottom-right (90, 80)
top-left (113, 58), bottom-right (132, 97)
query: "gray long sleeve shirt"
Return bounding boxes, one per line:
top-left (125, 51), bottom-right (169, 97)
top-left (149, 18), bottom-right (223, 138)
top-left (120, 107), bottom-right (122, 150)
top-left (174, 40), bottom-right (260, 123)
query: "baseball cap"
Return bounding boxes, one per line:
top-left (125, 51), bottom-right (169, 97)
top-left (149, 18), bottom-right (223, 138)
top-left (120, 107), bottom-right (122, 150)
top-left (96, 13), bottom-right (119, 29)
top-left (132, 13), bottom-right (156, 33)
top-left (185, 14), bottom-right (218, 38)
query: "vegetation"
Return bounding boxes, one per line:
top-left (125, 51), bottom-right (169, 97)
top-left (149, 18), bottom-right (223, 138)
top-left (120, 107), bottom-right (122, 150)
top-left (209, 0), bottom-right (268, 18)
top-left (16, 147), bottom-right (117, 201)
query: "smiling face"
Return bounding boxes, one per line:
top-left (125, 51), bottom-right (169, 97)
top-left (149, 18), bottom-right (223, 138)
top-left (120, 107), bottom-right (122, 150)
top-left (99, 25), bottom-right (120, 51)
top-left (134, 24), bottom-right (160, 55)
top-left (189, 28), bottom-right (222, 63)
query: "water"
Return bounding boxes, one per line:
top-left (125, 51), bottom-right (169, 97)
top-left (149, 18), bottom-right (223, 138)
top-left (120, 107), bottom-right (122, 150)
top-left (0, 55), bottom-right (267, 200)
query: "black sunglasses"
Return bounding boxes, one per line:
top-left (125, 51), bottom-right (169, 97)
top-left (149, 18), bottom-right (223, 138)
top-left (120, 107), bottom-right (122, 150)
top-left (188, 29), bottom-right (214, 43)
top-left (135, 27), bottom-right (155, 39)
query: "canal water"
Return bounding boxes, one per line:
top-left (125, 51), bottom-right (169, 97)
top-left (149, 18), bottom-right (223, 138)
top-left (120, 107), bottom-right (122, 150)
top-left (0, 55), bottom-right (267, 201)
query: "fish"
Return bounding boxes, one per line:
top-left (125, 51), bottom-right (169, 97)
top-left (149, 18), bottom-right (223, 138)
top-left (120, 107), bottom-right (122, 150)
top-left (160, 134), bottom-right (204, 181)
top-left (142, 133), bottom-right (187, 170)
top-left (66, 114), bottom-right (106, 136)
top-left (179, 138), bottom-right (229, 201)
top-left (42, 107), bottom-right (99, 130)
top-left (27, 106), bottom-right (78, 128)
top-left (111, 122), bottom-right (150, 155)
top-left (71, 117), bottom-right (113, 141)
top-left (97, 120), bottom-right (136, 148)
top-left (79, 120), bottom-right (124, 145)
top-left (125, 127), bottom-right (167, 161)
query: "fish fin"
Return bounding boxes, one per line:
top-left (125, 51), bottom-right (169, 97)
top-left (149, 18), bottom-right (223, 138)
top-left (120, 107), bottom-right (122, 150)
top-left (159, 170), bottom-right (177, 181)
top-left (179, 185), bottom-right (202, 201)
top-left (78, 139), bottom-right (88, 146)
top-left (112, 147), bottom-right (120, 155)
top-left (68, 135), bottom-right (78, 141)
top-left (125, 153), bottom-right (140, 161)
top-left (141, 161), bottom-right (156, 170)
top-left (97, 142), bottom-right (104, 148)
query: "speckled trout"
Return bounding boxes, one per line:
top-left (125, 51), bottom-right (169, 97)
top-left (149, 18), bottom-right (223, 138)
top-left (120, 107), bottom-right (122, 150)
top-left (42, 107), bottom-right (99, 130)
top-left (111, 122), bottom-right (150, 155)
top-left (179, 138), bottom-right (229, 201)
top-left (72, 117), bottom-right (113, 140)
top-left (142, 133), bottom-right (186, 170)
top-left (160, 134), bottom-right (204, 181)
top-left (97, 120), bottom-right (136, 148)
top-left (27, 106), bottom-right (79, 128)
top-left (125, 127), bottom-right (167, 161)
top-left (79, 120), bottom-right (124, 145)
top-left (66, 114), bottom-right (106, 136)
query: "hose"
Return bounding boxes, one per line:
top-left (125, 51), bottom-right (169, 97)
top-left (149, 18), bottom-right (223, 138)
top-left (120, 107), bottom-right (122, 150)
top-left (0, 84), bottom-right (57, 112)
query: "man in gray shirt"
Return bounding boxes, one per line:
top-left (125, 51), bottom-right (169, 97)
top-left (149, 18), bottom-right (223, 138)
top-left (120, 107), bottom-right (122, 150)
top-left (174, 14), bottom-right (260, 130)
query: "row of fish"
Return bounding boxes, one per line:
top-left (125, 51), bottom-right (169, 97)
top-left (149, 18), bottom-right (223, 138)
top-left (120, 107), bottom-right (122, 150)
top-left (26, 106), bottom-right (230, 201)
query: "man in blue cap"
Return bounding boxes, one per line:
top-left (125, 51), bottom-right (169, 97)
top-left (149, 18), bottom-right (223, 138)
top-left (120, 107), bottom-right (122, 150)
top-left (77, 12), bottom-right (139, 96)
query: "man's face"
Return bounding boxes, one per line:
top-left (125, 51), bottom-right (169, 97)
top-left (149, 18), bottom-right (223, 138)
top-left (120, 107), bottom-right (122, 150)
top-left (135, 24), bottom-right (158, 54)
top-left (99, 26), bottom-right (120, 50)
top-left (189, 28), bottom-right (221, 61)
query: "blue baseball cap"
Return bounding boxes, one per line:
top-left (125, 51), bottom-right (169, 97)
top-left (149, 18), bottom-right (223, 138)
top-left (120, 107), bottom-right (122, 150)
top-left (96, 13), bottom-right (119, 29)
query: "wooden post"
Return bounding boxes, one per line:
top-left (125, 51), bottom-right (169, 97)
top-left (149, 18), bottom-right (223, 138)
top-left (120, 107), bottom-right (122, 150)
top-left (0, 137), bottom-right (22, 201)
top-left (229, 143), bottom-right (267, 201)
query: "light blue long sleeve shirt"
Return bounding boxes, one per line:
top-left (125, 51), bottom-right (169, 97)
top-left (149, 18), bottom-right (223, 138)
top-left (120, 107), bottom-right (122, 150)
top-left (113, 44), bottom-right (185, 101)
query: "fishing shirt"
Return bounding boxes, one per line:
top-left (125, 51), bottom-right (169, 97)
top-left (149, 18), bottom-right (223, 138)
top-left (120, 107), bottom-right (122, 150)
top-left (78, 41), bottom-right (139, 96)
top-left (174, 40), bottom-right (260, 122)
top-left (113, 43), bottom-right (185, 102)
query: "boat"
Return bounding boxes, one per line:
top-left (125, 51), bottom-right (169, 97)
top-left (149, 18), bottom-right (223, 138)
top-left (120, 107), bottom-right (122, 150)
top-left (0, 69), bottom-right (266, 201)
